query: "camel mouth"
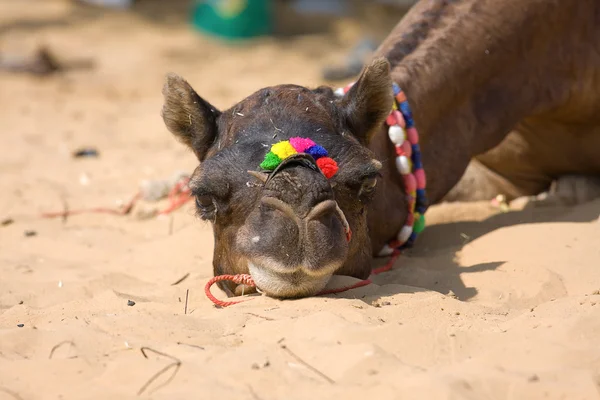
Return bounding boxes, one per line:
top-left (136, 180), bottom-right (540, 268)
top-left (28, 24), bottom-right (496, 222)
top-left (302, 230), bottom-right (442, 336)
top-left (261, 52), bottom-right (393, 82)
top-left (247, 261), bottom-right (335, 299)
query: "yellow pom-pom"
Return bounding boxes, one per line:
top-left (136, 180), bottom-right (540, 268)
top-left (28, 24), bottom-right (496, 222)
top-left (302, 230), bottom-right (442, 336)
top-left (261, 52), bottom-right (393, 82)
top-left (271, 141), bottom-right (297, 160)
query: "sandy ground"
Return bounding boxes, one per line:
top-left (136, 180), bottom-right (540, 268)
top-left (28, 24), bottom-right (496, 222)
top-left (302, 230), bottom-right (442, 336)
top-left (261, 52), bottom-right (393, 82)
top-left (1, 1), bottom-right (600, 399)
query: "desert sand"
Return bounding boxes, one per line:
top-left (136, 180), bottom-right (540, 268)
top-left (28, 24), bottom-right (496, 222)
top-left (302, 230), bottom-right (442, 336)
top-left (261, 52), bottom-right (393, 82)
top-left (1, 2), bottom-right (600, 399)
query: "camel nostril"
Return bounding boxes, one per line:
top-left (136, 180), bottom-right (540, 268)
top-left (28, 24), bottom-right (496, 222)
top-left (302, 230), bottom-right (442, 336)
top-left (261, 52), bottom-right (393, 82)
top-left (260, 196), bottom-right (300, 223)
top-left (305, 200), bottom-right (337, 221)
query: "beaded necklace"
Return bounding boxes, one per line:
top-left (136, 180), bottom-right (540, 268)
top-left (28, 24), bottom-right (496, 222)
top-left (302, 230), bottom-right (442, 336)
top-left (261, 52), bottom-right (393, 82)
top-left (336, 82), bottom-right (428, 256)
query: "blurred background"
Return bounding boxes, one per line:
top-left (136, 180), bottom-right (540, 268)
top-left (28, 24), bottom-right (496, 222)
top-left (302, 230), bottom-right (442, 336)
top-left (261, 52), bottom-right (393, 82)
top-left (0, 0), bottom-right (416, 223)
top-left (0, 0), bottom-right (414, 231)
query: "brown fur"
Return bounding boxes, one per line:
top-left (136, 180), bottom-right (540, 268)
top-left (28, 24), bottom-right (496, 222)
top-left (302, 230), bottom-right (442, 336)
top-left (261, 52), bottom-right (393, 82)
top-left (162, 0), bottom-right (600, 298)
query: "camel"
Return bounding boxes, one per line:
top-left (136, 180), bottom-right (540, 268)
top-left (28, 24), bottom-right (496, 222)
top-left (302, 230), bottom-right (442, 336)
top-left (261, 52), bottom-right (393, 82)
top-left (161, 0), bottom-right (600, 299)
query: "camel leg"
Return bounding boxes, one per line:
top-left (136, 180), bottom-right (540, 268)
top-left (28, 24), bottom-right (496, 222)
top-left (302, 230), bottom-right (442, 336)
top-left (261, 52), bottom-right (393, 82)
top-left (511, 175), bottom-right (600, 208)
top-left (442, 130), bottom-right (553, 203)
top-left (442, 159), bottom-right (530, 202)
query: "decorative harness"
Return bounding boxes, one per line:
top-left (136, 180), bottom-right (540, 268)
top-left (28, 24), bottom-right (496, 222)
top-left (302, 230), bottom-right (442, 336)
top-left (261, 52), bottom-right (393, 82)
top-left (335, 82), bottom-right (428, 256)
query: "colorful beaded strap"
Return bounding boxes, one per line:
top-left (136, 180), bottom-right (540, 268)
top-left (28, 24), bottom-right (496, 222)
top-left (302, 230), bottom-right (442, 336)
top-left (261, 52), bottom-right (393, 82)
top-left (260, 137), bottom-right (339, 179)
top-left (336, 82), bottom-right (428, 256)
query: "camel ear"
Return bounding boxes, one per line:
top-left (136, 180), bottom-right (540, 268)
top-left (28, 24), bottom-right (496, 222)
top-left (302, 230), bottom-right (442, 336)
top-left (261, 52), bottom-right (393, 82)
top-left (340, 57), bottom-right (394, 144)
top-left (161, 73), bottom-right (221, 161)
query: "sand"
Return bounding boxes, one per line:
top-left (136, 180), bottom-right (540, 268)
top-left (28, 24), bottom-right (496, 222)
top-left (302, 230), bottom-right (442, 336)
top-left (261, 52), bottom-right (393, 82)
top-left (1, 2), bottom-right (600, 399)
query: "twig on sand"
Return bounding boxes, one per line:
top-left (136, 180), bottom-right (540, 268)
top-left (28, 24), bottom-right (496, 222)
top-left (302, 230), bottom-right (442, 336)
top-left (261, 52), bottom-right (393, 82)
top-left (171, 273), bottom-right (190, 286)
top-left (248, 385), bottom-right (264, 400)
top-left (0, 387), bottom-right (24, 400)
top-left (176, 342), bottom-right (204, 351)
top-left (280, 344), bottom-right (335, 384)
top-left (48, 340), bottom-right (76, 359)
top-left (168, 214), bottom-right (174, 235)
top-left (245, 313), bottom-right (274, 321)
top-left (184, 289), bottom-right (189, 314)
top-left (137, 347), bottom-right (182, 396)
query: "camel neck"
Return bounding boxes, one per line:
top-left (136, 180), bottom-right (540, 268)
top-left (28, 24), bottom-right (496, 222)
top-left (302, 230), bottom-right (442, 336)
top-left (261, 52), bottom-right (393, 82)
top-left (373, 0), bottom-right (580, 203)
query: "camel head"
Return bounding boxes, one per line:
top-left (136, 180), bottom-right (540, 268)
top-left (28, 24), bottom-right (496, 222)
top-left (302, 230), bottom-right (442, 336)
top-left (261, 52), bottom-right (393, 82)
top-left (161, 58), bottom-right (394, 298)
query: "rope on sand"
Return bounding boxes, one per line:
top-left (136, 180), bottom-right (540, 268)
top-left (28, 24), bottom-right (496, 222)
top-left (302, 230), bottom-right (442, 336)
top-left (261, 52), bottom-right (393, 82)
top-left (205, 251), bottom-right (402, 308)
top-left (40, 177), bottom-right (192, 219)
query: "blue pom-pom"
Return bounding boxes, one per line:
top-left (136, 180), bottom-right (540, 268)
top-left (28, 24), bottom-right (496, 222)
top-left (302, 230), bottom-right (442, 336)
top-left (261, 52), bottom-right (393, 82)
top-left (392, 83), bottom-right (401, 96)
top-left (306, 145), bottom-right (328, 160)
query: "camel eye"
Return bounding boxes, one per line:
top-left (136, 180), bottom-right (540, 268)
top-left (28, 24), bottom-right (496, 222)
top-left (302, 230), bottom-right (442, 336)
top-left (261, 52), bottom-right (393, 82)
top-left (359, 177), bottom-right (378, 197)
top-left (195, 194), bottom-right (216, 219)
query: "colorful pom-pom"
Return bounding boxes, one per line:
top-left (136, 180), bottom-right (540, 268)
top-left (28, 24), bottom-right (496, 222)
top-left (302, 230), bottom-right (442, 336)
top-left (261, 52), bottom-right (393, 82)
top-left (271, 141), bottom-right (297, 160)
top-left (316, 157), bottom-right (338, 179)
top-left (289, 137), bottom-right (316, 153)
top-left (260, 152), bottom-right (281, 170)
top-left (259, 138), bottom-right (338, 179)
top-left (306, 144), bottom-right (328, 160)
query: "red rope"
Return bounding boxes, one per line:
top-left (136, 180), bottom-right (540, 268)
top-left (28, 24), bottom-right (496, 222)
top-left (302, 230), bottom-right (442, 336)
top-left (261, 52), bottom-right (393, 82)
top-left (40, 192), bottom-right (142, 218)
top-left (204, 274), bottom-right (257, 307)
top-left (204, 250), bottom-right (403, 308)
top-left (40, 178), bottom-right (193, 219)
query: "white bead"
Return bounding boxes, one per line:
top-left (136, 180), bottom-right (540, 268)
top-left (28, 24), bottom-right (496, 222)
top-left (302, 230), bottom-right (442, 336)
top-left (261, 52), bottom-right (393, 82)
top-left (378, 245), bottom-right (394, 257)
top-left (334, 88), bottom-right (345, 97)
top-left (395, 155), bottom-right (411, 175)
top-left (397, 225), bottom-right (413, 243)
top-left (388, 125), bottom-right (406, 145)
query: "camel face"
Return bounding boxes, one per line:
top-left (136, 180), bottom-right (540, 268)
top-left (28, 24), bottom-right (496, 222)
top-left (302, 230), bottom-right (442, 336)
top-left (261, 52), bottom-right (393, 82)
top-left (161, 59), bottom-right (394, 298)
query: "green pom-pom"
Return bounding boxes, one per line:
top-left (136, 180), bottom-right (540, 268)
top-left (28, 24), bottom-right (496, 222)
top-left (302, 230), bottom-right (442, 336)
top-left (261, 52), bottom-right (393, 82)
top-left (413, 213), bottom-right (426, 234)
top-left (260, 152), bottom-right (281, 170)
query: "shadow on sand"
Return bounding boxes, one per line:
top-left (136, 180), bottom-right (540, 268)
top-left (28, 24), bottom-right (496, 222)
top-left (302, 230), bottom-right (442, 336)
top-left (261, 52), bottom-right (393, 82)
top-left (331, 199), bottom-right (600, 304)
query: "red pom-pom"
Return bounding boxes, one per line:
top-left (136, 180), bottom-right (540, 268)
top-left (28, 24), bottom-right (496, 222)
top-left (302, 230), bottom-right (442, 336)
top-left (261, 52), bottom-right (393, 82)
top-left (316, 157), bottom-right (338, 179)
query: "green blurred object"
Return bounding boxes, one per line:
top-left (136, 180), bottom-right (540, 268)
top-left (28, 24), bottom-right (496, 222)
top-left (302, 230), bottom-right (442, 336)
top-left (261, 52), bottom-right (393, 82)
top-left (192, 0), bottom-right (273, 40)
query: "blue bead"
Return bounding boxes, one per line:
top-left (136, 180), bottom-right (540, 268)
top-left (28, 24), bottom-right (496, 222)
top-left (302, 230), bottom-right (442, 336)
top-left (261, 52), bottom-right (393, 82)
top-left (407, 232), bottom-right (418, 244)
top-left (416, 189), bottom-right (426, 198)
top-left (412, 144), bottom-right (420, 154)
top-left (412, 152), bottom-right (422, 169)
top-left (306, 145), bottom-right (328, 160)
top-left (405, 116), bottom-right (415, 128)
top-left (416, 205), bottom-right (427, 214)
top-left (392, 83), bottom-right (401, 96)
top-left (399, 101), bottom-right (412, 116)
